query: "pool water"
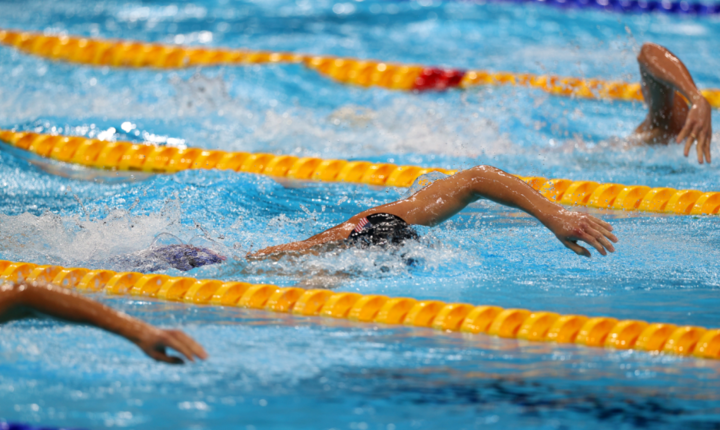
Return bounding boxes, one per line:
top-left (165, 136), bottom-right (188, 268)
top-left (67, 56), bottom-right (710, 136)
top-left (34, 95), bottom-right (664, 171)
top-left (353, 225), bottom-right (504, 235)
top-left (1, 0), bottom-right (720, 429)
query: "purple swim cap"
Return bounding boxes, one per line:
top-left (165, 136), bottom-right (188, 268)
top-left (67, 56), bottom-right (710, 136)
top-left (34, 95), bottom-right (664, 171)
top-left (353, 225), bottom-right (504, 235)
top-left (149, 244), bottom-right (226, 271)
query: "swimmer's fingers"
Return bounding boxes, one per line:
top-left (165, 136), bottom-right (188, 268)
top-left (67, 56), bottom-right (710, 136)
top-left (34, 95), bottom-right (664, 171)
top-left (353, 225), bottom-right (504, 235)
top-left (677, 115), bottom-right (696, 147)
top-left (561, 239), bottom-right (591, 258)
top-left (696, 129), bottom-right (705, 164)
top-left (693, 124), bottom-right (711, 164)
top-left (157, 329), bottom-right (208, 363)
top-left (579, 231), bottom-right (608, 256)
top-left (169, 329), bottom-right (208, 361)
top-left (147, 348), bottom-right (184, 365)
top-left (700, 129), bottom-right (712, 164)
top-left (591, 229), bottom-right (616, 253)
top-left (704, 134), bottom-right (711, 164)
top-left (587, 215), bottom-right (614, 233)
top-left (680, 122), bottom-right (704, 162)
top-left (708, 119), bottom-right (713, 164)
top-left (683, 130), bottom-right (697, 160)
top-left (589, 219), bottom-right (618, 243)
top-left (138, 329), bottom-right (207, 364)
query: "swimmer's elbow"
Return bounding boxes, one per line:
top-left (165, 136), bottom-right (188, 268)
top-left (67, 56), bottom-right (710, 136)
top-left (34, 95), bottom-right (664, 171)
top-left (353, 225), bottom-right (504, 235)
top-left (637, 42), bottom-right (664, 64)
top-left (468, 164), bottom-right (504, 178)
top-left (0, 282), bottom-right (24, 300)
top-left (0, 283), bottom-right (27, 316)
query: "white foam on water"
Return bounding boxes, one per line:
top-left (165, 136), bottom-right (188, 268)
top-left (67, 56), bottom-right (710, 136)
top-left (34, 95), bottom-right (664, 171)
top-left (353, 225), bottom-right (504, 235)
top-left (1, 69), bottom-right (517, 159)
top-left (0, 198), bottom-right (204, 268)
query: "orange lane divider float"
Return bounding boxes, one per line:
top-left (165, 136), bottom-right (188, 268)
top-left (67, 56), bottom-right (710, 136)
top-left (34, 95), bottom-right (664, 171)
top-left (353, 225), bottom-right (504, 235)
top-left (1, 259), bottom-right (719, 360)
top-left (3, 129), bottom-right (720, 215)
top-left (1, 29), bottom-right (719, 107)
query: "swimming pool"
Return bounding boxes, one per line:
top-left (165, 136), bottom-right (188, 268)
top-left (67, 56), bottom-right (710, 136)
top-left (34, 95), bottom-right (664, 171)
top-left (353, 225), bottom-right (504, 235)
top-left (1, 0), bottom-right (720, 428)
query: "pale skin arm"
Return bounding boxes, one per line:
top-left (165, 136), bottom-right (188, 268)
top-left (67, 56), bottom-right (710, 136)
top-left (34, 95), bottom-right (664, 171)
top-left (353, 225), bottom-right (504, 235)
top-left (0, 282), bottom-right (208, 364)
top-left (635, 42), bottom-right (713, 164)
top-left (249, 166), bottom-right (618, 259)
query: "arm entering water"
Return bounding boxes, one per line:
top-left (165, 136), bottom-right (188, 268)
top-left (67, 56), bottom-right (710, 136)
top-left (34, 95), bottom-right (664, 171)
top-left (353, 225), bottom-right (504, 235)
top-left (249, 165), bottom-right (618, 259)
top-left (634, 42), bottom-right (712, 164)
top-left (0, 282), bottom-right (208, 364)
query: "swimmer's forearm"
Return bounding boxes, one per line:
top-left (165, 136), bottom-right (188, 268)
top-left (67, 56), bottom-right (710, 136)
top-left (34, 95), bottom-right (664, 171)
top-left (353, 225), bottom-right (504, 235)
top-left (466, 166), bottom-right (563, 223)
top-left (2, 283), bottom-right (149, 343)
top-left (638, 43), bottom-right (704, 104)
top-left (248, 222), bottom-right (355, 259)
top-left (466, 167), bottom-right (618, 257)
top-left (248, 241), bottom-right (317, 259)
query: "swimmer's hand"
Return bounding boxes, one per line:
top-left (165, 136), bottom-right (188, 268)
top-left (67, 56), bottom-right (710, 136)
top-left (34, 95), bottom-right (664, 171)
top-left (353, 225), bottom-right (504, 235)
top-left (540, 209), bottom-right (618, 257)
top-left (133, 327), bottom-right (209, 364)
top-left (677, 95), bottom-right (713, 164)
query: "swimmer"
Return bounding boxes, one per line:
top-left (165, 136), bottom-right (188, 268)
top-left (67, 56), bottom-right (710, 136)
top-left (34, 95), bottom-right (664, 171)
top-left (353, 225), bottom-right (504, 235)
top-left (249, 165), bottom-right (618, 260)
top-left (0, 281), bottom-right (208, 364)
top-left (634, 43), bottom-right (713, 164)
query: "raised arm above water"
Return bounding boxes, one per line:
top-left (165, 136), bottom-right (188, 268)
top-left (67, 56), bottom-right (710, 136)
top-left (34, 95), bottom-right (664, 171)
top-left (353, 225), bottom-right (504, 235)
top-left (250, 166), bottom-right (618, 259)
top-left (635, 42), bottom-right (712, 164)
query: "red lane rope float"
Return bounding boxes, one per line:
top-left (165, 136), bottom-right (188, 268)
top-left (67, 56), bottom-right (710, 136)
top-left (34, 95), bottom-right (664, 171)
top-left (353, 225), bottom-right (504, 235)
top-left (2, 259), bottom-right (719, 360)
top-left (3, 129), bottom-right (720, 215)
top-left (1, 29), bottom-right (719, 107)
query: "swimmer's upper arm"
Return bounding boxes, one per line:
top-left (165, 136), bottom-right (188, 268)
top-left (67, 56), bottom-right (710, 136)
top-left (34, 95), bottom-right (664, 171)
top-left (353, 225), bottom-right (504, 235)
top-left (357, 169), bottom-right (481, 227)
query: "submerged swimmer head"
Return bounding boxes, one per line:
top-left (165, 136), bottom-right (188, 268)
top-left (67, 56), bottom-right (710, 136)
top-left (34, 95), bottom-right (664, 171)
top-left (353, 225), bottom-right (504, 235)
top-left (108, 244), bottom-right (227, 273)
top-left (150, 244), bottom-right (227, 271)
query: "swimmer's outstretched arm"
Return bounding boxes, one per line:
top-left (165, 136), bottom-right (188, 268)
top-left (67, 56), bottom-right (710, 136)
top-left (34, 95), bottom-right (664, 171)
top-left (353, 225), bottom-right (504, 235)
top-left (250, 166), bottom-right (618, 259)
top-left (0, 282), bottom-right (208, 364)
top-left (248, 221), bottom-right (359, 259)
top-left (635, 42), bottom-right (712, 164)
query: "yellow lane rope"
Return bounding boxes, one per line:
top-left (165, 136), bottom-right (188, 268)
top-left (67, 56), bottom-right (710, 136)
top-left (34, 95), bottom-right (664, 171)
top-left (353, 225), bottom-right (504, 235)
top-left (1, 29), bottom-right (719, 107)
top-left (2, 259), bottom-right (719, 360)
top-left (3, 129), bottom-right (720, 215)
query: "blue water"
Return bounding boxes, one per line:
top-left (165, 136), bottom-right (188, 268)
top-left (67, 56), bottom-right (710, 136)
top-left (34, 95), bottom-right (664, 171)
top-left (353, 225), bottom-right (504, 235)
top-left (1, 0), bottom-right (720, 429)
